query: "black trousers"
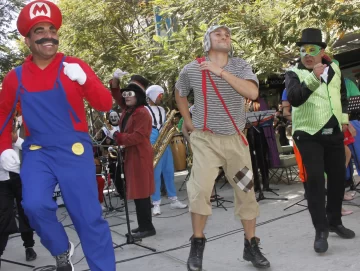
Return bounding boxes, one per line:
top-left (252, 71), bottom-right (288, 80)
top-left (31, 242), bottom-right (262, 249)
top-left (0, 173), bottom-right (35, 255)
top-left (134, 197), bottom-right (155, 232)
top-left (247, 127), bottom-right (270, 190)
top-left (294, 129), bottom-right (345, 231)
top-left (110, 161), bottom-right (124, 199)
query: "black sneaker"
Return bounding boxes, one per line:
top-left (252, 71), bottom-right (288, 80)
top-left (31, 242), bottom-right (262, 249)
top-left (25, 247), bottom-right (37, 261)
top-left (243, 237), bottom-right (270, 268)
top-left (187, 236), bottom-right (206, 271)
top-left (55, 242), bottom-right (74, 271)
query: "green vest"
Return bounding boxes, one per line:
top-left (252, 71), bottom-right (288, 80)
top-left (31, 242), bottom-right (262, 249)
top-left (291, 63), bottom-right (348, 135)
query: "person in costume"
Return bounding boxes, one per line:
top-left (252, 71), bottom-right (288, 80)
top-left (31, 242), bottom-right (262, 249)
top-left (100, 111), bottom-right (120, 142)
top-left (0, 1), bottom-right (115, 270)
top-left (145, 85), bottom-right (188, 216)
top-left (283, 83), bottom-right (356, 216)
top-left (110, 73), bottom-right (157, 239)
top-left (286, 28), bottom-right (355, 254)
top-left (0, 114), bottom-right (37, 268)
top-left (175, 25), bottom-right (270, 270)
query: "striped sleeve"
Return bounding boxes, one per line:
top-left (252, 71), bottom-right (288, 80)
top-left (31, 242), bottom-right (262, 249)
top-left (175, 64), bottom-right (191, 97)
top-left (235, 58), bottom-right (259, 87)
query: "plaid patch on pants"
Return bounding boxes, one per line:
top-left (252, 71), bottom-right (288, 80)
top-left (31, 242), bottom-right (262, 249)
top-left (187, 130), bottom-right (259, 220)
top-left (234, 167), bottom-right (254, 192)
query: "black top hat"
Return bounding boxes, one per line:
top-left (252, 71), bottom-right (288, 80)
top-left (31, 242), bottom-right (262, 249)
top-left (121, 82), bottom-right (145, 94)
top-left (130, 75), bottom-right (150, 90)
top-left (296, 28), bottom-right (327, 48)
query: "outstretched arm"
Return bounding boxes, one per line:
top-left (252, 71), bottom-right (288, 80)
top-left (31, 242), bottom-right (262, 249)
top-left (70, 58), bottom-right (113, 112)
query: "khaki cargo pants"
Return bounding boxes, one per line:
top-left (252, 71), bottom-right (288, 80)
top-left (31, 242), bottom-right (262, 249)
top-left (187, 130), bottom-right (259, 220)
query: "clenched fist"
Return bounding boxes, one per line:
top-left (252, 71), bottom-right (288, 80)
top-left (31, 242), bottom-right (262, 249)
top-left (63, 62), bottom-right (87, 85)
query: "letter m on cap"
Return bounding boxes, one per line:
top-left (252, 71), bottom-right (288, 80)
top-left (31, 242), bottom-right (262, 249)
top-left (29, 2), bottom-right (51, 19)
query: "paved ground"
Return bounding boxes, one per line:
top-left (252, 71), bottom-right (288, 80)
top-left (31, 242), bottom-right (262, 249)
top-left (1, 171), bottom-right (360, 271)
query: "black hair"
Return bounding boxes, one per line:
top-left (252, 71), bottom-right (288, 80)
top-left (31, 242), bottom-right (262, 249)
top-left (134, 90), bottom-right (147, 106)
top-left (121, 84), bottom-right (147, 107)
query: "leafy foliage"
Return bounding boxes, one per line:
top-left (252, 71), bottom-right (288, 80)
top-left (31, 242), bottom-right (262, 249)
top-left (2, 0), bottom-right (360, 104)
top-left (0, 0), bottom-right (26, 81)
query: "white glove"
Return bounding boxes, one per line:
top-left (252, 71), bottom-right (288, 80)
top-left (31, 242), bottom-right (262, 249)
top-left (0, 149), bottom-right (20, 173)
top-left (113, 68), bottom-right (128, 79)
top-left (63, 62), bottom-right (87, 85)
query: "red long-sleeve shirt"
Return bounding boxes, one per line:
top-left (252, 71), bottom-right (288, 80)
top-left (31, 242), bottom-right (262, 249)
top-left (0, 53), bottom-right (113, 154)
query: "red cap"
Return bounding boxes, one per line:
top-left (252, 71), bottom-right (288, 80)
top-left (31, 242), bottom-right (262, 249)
top-left (17, 1), bottom-right (62, 37)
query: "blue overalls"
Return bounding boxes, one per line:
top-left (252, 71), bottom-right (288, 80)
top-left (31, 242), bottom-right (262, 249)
top-left (150, 129), bottom-right (177, 203)
top-left (8, 59), bottom-right (115, 271)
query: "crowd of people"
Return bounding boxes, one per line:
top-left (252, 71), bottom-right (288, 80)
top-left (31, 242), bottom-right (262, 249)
top-left (0, 1), bottom-right (359, 271)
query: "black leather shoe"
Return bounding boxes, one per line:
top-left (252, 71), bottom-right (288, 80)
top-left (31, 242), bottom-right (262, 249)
top-left (330, 225), bottom-right (355, 239)
top-left (243, 237), bottom-right (270, 268)
top-left (25, 247), bottom-right (37, 261)
top-left (132, 229), bottom-right (156, 239)
top-left (314, 230), bottom-right (329, 253)
top-left (131, 228), bottom-right (140, 234)
top-left (125, 233), bottom-right (142, 242)
top-left (187, 236), bottom-right (206, 271)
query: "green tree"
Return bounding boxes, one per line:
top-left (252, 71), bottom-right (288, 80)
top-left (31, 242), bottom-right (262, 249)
top-left (0, 0), bottom-right (26, 81)
top-left (57, 0), bottom-right (360, 107)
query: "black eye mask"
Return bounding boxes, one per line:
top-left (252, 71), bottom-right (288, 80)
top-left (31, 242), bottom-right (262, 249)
top-left (35, 38), bottom-right (59, 45)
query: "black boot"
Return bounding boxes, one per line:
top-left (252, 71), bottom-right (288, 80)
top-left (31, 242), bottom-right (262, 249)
top-left (243, 237), bottom-right (270, 268)
top-left (187, 236), bottom-right (206, 271)
top-left (314, 230), bottom-right (329, 253)
top-left (25, 247), bottom-right (37, 261)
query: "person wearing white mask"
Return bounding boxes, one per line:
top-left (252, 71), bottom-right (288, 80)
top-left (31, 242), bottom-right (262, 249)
top-left (0, 115), bottom-right (37, 267)
top-left (145, 85), bottom-right (187, 216)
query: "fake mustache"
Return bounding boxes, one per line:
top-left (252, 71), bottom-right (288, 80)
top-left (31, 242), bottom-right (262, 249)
top-left (35, 38), bottom-right (59, 45)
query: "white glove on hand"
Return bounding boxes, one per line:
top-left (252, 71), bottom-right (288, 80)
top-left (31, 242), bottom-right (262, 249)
top-left (113, 68), bottom-right (128, 79)
top-left (63, 62), bottom-right (87, 85)
top-left (0, 149), bottom-right (20, 173)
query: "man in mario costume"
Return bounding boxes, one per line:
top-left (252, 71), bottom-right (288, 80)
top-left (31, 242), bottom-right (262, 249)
top-left (0, 1), bottom-right (116, 270)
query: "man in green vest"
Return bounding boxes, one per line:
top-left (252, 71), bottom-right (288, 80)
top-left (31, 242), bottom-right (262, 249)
top-left (286, 28), bottom-right (355, 254)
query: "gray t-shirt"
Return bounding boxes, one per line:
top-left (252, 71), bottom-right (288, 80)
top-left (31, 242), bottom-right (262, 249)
top-left (175, 57), bottom-right (259, 135)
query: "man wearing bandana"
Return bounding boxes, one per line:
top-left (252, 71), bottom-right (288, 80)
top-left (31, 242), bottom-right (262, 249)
top-left (176, 25), bottom-right (270, 270)
top-left (145, 85), bottom-right (188, 216)
top-left (0, 1), bottom-right (115, 270)
top-left (286, 28), bottom-right (355, 254)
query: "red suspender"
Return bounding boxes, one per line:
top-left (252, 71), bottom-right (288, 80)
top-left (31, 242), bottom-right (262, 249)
top-left (196, 57), bottom-right (248, 146)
